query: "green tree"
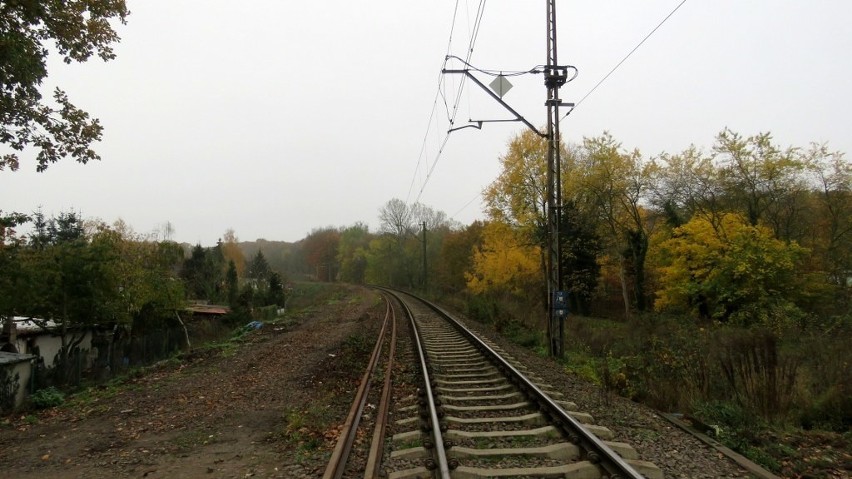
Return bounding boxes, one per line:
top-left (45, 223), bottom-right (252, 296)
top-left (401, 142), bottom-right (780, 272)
top-left (181, 244), bottom-right (225, 302)
top-left (1, 0), bottom-right (130, 172)
top-left (225, 260), bottom-right (239, 307)
top-left (266, 272), bottom-right (286, 308)
top-left (247, 250), bottom-right (271, 281)
top-left (337, 223), bottom-right (371, 284)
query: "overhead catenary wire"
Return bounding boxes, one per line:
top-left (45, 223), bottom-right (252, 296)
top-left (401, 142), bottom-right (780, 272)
top-left (406, 0), bottom-right (462, 205)
top-left (564, 0), bottom-right (688, 120)
top-left (410, 0), bottom-right (488, 206)
top-left (450, 191), bottom-right (483, 221)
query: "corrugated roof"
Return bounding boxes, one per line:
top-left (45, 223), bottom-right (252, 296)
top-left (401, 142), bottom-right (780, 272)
top-left (185, 305), bottom-right (229, 315)
top-left (11, 317), bottom-right (59, 334)
top-left (0, 351), bottom-right (36, 366)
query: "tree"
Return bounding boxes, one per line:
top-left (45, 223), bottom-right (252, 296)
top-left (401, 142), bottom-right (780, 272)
top-left (301, 228), bottom-right (339, 282)
top-left (483, 130), bottom-right (550, 241)
top-left (266, 272), bottom-right (286, 308)
top-left (225, 260), bottom-right (239, 307)
top-left (713, 129), bottom-right (809, 240)
top-left (559, 201), bottom-right (602, 316)
top-left (434, 221), bottom-right (484, 294)
top-left (337, 223), bottom-right (371, 284)
top-left (181, 244), bottom-right (225, 302)
top-left (247, 250), bottom-right (271, 282)
top-left (379, 198), bottom-right (414, 237)
top-left (1, 0), bottom-right (130, 172)
top-left (804, 144), bottom-right (852, 294)
top-left (466, 221), bottom-right (542, 298)
top-left (655, 213), bottom-right (812, 326)
top-left (567, 132), bottom-right (655, 315)
top-left (221, 229), bottom-right (246, 278)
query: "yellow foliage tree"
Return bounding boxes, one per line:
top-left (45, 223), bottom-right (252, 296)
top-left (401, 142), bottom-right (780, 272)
top-left (656, 213), bottom-right (810, 326)
top-left (221, 228), bottom-right (246, 278)
top-left (465, 221), bottom-right (541, 297)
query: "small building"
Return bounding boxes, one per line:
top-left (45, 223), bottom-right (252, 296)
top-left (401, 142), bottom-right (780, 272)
top-left (2, 317), bottom-right (97, 370)
top-left (0, 351), bottom-right (35, 411)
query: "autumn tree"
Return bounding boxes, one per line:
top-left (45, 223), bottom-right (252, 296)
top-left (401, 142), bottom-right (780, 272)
top-left (803, 144), bottom-right (852, 296)
top-left (434, 221), bottom-right (485, 294)
top-left (483, 130), bottom-right (550, 244)
top-left (465, 221), bottom-right (542, 329)
top-left (713, 129), bottom-right (810, 241)
top-left (566, 132), bottom-right (655, 315)
top-left (302, 228), bottom-right (340, 282)
top-left (656, 213), bottom-right (814, 326)
top-left (466, 221), bottom-right (541, 295)
top-left (1, 0), bottom-right (130, 172)
top-left (337, 223), bottom-right (372, 284)
top-left (221, 229), bottom-right (246, 278)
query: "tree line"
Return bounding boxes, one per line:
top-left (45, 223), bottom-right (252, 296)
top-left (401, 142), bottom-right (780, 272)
top-left (0, 215), bottom-right (287, 385)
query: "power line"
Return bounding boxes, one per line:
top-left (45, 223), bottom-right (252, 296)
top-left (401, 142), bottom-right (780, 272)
top-left (450, 191), bottom-right (482, 220)
top-left (406, 0), bottom-right (462, 204)
top-left (411, 0), bottom-right (488, 206)
top-left (564, 0), bottom-right (688, 119)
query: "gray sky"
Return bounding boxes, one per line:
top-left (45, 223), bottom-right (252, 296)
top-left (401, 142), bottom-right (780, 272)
top-left (3, 1), bottom-right (850, 245)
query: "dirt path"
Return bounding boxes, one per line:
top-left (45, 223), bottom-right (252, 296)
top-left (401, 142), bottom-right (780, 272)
top-left (0, 284), bottom-right (384, 479)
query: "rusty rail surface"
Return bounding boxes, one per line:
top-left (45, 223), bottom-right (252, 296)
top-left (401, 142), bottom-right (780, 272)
top-left (322, 296), bottom-right (395, 479)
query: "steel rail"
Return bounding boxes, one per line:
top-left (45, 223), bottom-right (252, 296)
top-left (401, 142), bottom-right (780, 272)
top-left (421, 296), bottom-right (646, 479)
top-left (364, 293), bottom-right (398, 478)
top-left (391, 290), bottom-right (452, 479)
top-left (322, 298), bottom-right (392, 479)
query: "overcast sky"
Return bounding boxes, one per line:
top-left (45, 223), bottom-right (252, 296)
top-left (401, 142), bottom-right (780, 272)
top-left (2, 1), bottom-right (850, 245)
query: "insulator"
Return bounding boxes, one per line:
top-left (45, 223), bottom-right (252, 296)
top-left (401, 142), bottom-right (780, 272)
top-left (587, 451), bottom-right (601, 463)
top-left (424, 459), bottom-right (436, 471)
top-left (448, 458), bottom-right (460, 470)
top-left (423, 439), bottom-right (434, 449)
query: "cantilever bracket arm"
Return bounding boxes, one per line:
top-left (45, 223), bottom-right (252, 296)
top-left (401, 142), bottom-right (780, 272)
top-left (442, 69), bottom-right (547, 138)
top-left (449, 119), bottom-right (525, 133)
top-left (448, 121), bottom-right (483, 133)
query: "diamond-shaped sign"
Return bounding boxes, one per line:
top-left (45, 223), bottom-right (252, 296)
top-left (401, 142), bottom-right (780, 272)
top-left (489, 74), bottom-right (513, 98)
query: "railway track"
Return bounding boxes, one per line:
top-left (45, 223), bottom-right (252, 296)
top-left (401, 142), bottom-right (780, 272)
top-left (324, 289), bottom-right (663, 478)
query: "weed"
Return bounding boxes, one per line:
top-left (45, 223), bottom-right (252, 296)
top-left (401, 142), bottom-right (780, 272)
top-left (29, 387), bottom-right (65, 409)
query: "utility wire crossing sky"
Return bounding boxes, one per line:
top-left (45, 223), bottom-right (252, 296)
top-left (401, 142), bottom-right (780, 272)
top-left (2, 1), bottom-right (850, 245)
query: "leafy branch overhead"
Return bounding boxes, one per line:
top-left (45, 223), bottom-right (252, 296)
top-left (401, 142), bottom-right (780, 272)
top-left (0, 0), bottom-right (130, 172)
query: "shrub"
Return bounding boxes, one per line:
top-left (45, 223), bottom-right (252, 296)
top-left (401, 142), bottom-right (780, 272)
top-left (29, 387), bottom-right (65, 409)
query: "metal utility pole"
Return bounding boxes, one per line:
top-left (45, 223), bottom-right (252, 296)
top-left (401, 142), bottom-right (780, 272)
top-left (441, 1), bottom-right (573, 358)
top-left (545, 0), bottom-right (570, 358)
